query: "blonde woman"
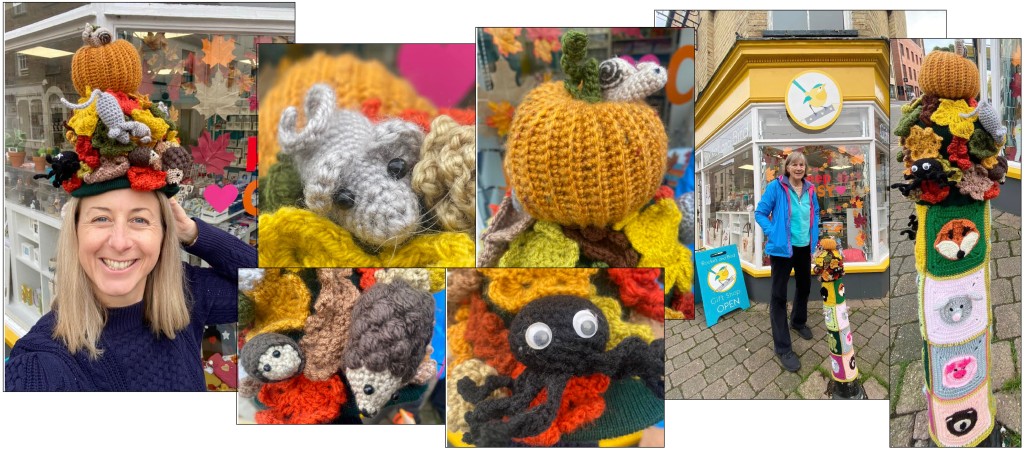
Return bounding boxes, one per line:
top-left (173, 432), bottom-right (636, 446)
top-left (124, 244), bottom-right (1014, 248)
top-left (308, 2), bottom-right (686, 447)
top-left (754, 151), bottom-right (820, 373)
top-left (5, 185), bottom-right (256, 391)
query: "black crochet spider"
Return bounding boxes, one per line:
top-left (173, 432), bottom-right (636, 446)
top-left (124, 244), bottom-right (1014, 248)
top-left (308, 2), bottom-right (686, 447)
top-left (889, 158), bottom-right (954, 197)
top-left (457, 295), bottom-right (665, 446)
top-left (32, 151), bottom-right (80, 188)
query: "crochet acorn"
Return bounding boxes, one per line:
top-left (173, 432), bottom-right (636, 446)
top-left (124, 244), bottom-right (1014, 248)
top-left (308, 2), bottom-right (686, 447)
top-left (503, 31), bottom-right (668, 227)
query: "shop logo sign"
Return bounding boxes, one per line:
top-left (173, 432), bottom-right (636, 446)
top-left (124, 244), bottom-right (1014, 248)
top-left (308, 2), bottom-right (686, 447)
top-left (785, 70), bottom-right (843, 130)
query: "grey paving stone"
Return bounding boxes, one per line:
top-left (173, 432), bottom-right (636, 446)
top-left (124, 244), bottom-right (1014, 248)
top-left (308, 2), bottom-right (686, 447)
top-left (742, 346), bottom-right (775, 372)
top-left (665, 386), bottom-right (684, 400)
top-left (991, 340), bottom-right (1015, 390)
top-left (748, 360), bottom-right (782, 392)
top-left (699, 348), bottom-right (723, 368)
top-left (723, 362), bottom-right (751, 388)
top-left (679, 374), bottom-right (708, 399)
top-left (890, 414), bottom-right (914, 447)
top-left (703, 354), bottom-right (738, 385)
top-left (726, 381), bottom-right (755, 399)
top-left (992, 278), bottom-right (1015, 306)
top-left (890, 294), bottom-right (918, 326)
top-left (753, 382), bottom-right (785, 399)
top-left (994, 303), bottom-right (1022, 340)
top-left (998, 256), bottom-right (1022, 278)
top-left (891, 323), bottom-right (923, 364)
top-left (895, 361), bottom-right (925, 415)
top-left (775, 370), bottom-right (802, 394)
top-left (894, 272), bottom-right (918, 297)
top-left (913, 410), bottom-right (929, 441)
top-left (996, 390), bottom-right (1022, 433)
top-left (863, 377), bottom-right (889, 400)
top-left (990, 240), bottom-right (1012, 259)
top-left (703, 378), bottom-right (729, 399)
top-left (669, 359), bottom-right (705, 387)
top-left (797, 372), bottom-right (827, 400)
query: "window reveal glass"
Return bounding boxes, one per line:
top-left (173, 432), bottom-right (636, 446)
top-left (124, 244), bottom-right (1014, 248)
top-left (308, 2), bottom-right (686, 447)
top-left (807, 11), bottom-right (845, 30)
top-left (760, 144), bottom-right (874, 263)
top-left (771, 11), bottom-right (845, 31)
top-left (706, 148), bottom-right (755, 254)
top-left (771, 11), bottom-right (808, 31)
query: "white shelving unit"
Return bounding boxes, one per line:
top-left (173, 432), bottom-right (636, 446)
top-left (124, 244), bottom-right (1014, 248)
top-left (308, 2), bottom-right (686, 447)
top-left (4, 201), bottom-right (61, 343)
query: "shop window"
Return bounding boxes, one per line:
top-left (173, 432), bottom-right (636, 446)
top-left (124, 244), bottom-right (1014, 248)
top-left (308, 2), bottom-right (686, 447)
top-left (757, 107), bottom-right (868, 140)
top-left (760, 143), bottom-right (875, 263)
top-left (17, 54), bottom-right (28, 76)
top-left (770, 10), bottom-right (847, 31)
top-left (998, 39), bottom-right (1021, 164)
top-left (12, 2), bottom-right (26, 15)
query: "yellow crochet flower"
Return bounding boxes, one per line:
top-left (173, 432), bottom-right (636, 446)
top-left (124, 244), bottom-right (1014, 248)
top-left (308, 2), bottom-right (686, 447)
top-left (930, 99), bottom-right (977, 139)
top-left (904, 125), bottom-right (943, 160)
top-left (67, 104), bottom-right (99, 137)
top-left (616, 197), bottom-right (694, 293)
top-left (130, 108), bottom-right (169, 142)
top-left (982, 155), bottom-right (999, 169)
top-left (498, 221), bottom-right (580, 267)
top-left (479, 268), bottom-right (597, 314)
top-left (259, 207), bottom-right (474, 267)
top-left (591, 295), bottom-right (654, 350)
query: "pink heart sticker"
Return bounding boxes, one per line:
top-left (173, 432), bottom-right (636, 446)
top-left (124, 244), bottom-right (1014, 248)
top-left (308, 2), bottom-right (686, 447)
top-left (396, 44), bottom-right (475, 108)
top-left (209, 353), bottom-right (238, 389)
top-left (203, 184), bottom-right (239, 212)
top-left (836, 185), bottom-right (847, 195)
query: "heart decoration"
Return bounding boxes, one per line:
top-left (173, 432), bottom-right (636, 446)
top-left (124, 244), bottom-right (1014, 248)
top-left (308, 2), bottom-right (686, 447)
top-left (396, 44), bottom-right (476, 108)
top-left (209, 353), bottom-right (238, 389)
top-left (836, 185), bottom-right (847, 195)
top-left (203, 184), bottom-right (239, 212)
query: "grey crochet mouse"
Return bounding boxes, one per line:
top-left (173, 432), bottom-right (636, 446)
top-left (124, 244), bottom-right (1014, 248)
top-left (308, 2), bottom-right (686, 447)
top-left (277, 83), bottom-right (425, 248)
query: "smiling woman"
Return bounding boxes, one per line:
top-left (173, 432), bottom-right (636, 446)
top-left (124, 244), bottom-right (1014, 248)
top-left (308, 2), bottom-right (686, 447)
top-left (3, 24), bottom-right (257, 392)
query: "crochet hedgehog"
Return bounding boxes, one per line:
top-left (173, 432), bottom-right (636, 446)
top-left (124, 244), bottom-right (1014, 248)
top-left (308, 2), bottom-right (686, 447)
top-left (343, 279), bottom-right (436, 418)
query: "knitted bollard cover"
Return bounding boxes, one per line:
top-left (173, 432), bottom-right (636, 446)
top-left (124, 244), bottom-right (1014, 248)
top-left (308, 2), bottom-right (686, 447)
top-left (892, 50), bottom-right (1005, 447)
top-left (812, 239), bottom-right (858, 383)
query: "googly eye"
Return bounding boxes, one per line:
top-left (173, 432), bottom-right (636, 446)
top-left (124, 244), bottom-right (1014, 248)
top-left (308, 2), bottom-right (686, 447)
top-left (573, 309), bottom-right (599, 338)
top-left (387, 158), bottom-right (408, 179)
top-left (525, 322), bottom-right (552, 350)
top-left (911, 165), bottom-right (919, 173)
top-left (922, 162), bottom-right (932, 171)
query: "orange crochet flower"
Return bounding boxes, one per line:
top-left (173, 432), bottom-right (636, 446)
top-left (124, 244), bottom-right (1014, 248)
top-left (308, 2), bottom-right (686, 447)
top-left (479, 268), bottom-right (597, 314)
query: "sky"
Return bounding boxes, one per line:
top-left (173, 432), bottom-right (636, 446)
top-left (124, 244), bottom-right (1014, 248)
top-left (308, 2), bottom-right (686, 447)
top-left (905, 10), bottom-right (947, 37)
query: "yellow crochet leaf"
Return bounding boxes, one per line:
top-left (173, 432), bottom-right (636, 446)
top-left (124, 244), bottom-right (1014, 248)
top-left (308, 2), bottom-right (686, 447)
top-left (130, 108), bottom-right (169, 142)
top-left (67, 105), bottom-right (99, 137)
top-left (498, 221), bottom-right (579, 267)
top-left (259, 207), bottom-right (474, 267)
top-left (590, 295), bottom-right (654, 350)
top-left (428, 268), bottom-right (446, 292)
top-left (447, 321), bottom-right (472, 368)
top-left (619, 198), bottom-right (694, 293)
top-left (479, 268), bottom-right (597, 314)
top-left (249, 269), bottom-right (311, 336)
top-left (982, 155), bottom-right (999, 169)
top-left (931, 99), bottom-right (976, 139)
top-left (904, 125), bottom-right (943, 160)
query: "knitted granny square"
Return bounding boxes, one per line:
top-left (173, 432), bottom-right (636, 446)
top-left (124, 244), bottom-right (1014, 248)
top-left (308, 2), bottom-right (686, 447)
top-left (921, 266), bottom-right (988, 345)
top-left (826, 327), bottom-right (854, 355)
top-left (924, 331), bottom-right (989, 400)
top-left (925, 382), bottom-right (995, 447)
top-left (821, 280), bottom-right (846, 307)
top-left (823, 304), bottom-right (840, 332)
top-left (829, 350), bottom-right (858, 382)
top-left (916, 201), bottom-right (989, 278)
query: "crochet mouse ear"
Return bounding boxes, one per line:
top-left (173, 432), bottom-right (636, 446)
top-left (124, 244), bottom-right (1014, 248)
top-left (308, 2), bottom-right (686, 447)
top-left (277, 83), bottom-right (337, 155)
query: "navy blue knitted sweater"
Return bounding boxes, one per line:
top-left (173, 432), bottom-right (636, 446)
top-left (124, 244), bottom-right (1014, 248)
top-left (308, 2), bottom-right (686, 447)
top-left (4, 219), bottom-right (256, 391)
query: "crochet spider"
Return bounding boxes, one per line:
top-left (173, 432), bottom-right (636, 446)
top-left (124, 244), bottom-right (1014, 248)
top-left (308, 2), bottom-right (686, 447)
top-left (890, 158), bottom-right (955, 197)
top-left (457, 295), bottom-right (664, 446)
top-left (32, 151), bottom-right (80, 187)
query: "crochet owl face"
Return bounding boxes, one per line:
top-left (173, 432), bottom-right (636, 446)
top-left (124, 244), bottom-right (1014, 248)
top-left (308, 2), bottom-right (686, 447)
top-left (278, 84), bottom-right (424, 248)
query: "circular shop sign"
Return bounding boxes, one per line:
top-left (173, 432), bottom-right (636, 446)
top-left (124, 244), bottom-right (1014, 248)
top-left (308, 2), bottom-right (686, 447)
top-left (707, 262), bottom-right (737, 293)
top-left (785, 70), bottom-right (843, 130)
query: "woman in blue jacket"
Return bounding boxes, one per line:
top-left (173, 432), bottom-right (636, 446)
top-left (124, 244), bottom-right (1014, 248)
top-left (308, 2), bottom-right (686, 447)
top-left (754, 151), bottom-right (820, 373)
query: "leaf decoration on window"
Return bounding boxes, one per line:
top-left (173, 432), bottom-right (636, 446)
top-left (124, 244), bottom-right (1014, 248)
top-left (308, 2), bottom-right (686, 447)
top-left (202, 35), bottom-right (236, 69)
top-left (190, 130), bottom-right (234, 175)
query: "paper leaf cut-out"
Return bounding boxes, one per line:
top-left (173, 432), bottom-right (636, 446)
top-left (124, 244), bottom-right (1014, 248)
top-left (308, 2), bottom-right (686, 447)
top-left (193, 71), bottom-right (239, 120)
top-left (202, 35), bottom-right (236, 68)
top-left (143, 32), bottom-right (167, 51)
top-left (191, 130), bottom-right (234, 175)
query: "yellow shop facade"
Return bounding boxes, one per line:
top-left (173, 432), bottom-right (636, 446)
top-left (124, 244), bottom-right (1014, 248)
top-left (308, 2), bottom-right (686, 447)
top-left (695, 39), bottom-right (891, 298)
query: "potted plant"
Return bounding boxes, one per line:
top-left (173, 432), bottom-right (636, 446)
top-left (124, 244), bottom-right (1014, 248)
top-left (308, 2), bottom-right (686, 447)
top-left (33, 147), bottom-right (52, 173)
top-left (5, 129), bottom-right (27, 167)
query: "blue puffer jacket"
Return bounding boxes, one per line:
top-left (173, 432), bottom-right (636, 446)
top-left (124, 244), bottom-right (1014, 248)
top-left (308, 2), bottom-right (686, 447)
top-left (754, 175), bottom-right (820, 258)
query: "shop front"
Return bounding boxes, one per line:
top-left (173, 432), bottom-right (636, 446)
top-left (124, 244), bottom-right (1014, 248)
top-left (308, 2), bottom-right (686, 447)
top-left (695, 39), bottom-right (890, 299)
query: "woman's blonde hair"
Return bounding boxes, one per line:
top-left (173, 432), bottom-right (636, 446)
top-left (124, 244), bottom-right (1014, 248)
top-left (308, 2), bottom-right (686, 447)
top-left (783, 151), bottom-right (808, 177)
top-left (52, 192), bottom-right (191, 359)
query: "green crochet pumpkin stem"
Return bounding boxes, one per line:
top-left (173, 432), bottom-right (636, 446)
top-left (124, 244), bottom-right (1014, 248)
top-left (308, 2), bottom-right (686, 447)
top-left (561, 31), bottom-right (602, 103)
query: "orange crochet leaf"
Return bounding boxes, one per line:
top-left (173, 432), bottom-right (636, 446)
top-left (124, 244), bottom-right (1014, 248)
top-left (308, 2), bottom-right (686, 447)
top-left (465, 294), bottom-right (523, 376)
top-left (514, 374), bottom-right (611, 446)
top-left (255, 374), bottom-right (346, 424)
top-left (190, 130), bottom-right (234, 175)
top-left (201, 35), bottom-right (236, 68)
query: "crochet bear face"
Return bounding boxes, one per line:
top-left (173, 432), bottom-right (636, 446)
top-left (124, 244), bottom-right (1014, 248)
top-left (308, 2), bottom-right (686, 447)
top-left (278, 84), bottom-right (425, 248)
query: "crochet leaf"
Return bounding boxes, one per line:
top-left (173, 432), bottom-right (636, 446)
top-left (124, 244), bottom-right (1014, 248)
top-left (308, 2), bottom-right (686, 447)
top-left (560, 31), bottom-right (602, 103)
top-left (190, 130), bottom-right (234, 175)
top-left (201, 35), bottom-right (236, 68)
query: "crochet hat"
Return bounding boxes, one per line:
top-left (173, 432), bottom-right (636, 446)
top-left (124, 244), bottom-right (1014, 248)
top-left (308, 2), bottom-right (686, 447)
top-left (503, 31), bottom-right (668, 227)
top-left (38, 24), bottom-right (190, 198)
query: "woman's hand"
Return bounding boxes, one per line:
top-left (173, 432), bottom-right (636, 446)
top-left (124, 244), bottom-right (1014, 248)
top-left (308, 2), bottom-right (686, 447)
top-left (169, 197), bottom-right (199, 246)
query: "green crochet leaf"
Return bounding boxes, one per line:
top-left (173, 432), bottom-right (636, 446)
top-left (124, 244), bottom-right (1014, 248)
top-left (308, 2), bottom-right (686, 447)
top-left (261, 153), bottom-right (303, 213)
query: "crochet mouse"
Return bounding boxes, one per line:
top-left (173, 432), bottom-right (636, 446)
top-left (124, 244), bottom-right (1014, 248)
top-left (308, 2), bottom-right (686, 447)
top-left (277, 83), bottom-right (425, 249)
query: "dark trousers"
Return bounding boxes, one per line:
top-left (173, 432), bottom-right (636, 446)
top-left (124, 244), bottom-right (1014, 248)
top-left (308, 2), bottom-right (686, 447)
top-left (769, 245), bottom-right (811, 355)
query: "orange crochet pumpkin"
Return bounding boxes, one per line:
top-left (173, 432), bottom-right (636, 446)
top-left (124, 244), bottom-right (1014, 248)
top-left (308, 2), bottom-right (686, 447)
top-left (504, 32), bottom-right (667, 227)
top-left (918, 51), bottom-right (979, 100)
top-left (71, 25), bottom-right (142, 97)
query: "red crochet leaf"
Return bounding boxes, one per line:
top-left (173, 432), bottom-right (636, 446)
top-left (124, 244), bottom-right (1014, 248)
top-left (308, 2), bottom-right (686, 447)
top-left (255, 374), bottom-right (346, 424)
top-left (190, 130), bottom-right (234, 175)
top-left (514, 374), bottom-right (611, 446)
top-left (466, 294), bottom-right (522, 376)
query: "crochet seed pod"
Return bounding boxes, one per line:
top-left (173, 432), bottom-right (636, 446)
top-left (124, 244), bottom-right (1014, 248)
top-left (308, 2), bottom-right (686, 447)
top-left (343, 279), bottom-right (436, 418)
top-left (71, 24), bottom-right (142, 97)
top-left (504, 31), bottom-right (668, 227)
top-left (892, 50), bottom-right (1001, 447)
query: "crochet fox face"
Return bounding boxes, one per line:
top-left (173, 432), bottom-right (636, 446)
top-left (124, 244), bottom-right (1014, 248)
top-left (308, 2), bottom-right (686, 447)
top-left (934, 219), bottom-right (980, 261)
